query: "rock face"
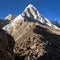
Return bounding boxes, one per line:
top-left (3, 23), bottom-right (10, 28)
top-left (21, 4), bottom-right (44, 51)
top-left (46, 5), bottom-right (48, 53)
top-left (11, 22), bottom-right (60, 60)
top-left (1, 22), bottom-right (60, 60)
top-left (0, 29), bottom-right (15, 60)
top-left (3, 19), bottom-right (60, 60)
top-left (3, 15), bottom-right (24, 34)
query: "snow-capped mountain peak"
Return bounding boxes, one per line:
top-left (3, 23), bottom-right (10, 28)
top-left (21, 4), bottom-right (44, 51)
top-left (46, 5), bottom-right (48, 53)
top-left (5, 14), bottom-right (16, 20)
top-left (3, 4), bottom-right (60, 33)
top-left (22, 4), bottom-right (46, 23)
top-left (26, 4), bottom-right (34, 8)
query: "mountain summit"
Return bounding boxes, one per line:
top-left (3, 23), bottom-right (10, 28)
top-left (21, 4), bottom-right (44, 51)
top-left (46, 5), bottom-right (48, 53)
top-left (3, 4), bottom-right (60, 33)
top-left (22, 4), bottom-right (53, 27)
top-left (22, 4), bottom-right (45, 23)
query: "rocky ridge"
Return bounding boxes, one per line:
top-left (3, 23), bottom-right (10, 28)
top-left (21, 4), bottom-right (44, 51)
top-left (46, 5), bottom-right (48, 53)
top-left (3, 4), bottom-right (60, 34)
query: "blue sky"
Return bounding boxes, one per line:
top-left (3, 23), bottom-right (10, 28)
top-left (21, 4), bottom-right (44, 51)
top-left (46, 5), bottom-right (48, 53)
top-left (0, 0), bottom-right (60, 22)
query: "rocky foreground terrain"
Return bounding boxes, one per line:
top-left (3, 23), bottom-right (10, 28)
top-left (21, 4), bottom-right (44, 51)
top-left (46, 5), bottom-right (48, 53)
top-left (12, 22), bottom-right (60, 60)
top-left (0, 4), bottom-right (60, 60)
top-left (0, 21), bottom-right (60, 60)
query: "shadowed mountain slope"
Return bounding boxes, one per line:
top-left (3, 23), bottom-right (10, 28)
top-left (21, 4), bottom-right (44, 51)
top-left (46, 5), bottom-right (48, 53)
top-left (0, 29), bottom-right (15, 60)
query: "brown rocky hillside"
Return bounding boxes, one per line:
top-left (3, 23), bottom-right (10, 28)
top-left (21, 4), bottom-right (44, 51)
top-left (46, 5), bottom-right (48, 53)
top-left (0, 20), bottom-right (60, 60)
top-left (6, 21), bottom-right (60, 60)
